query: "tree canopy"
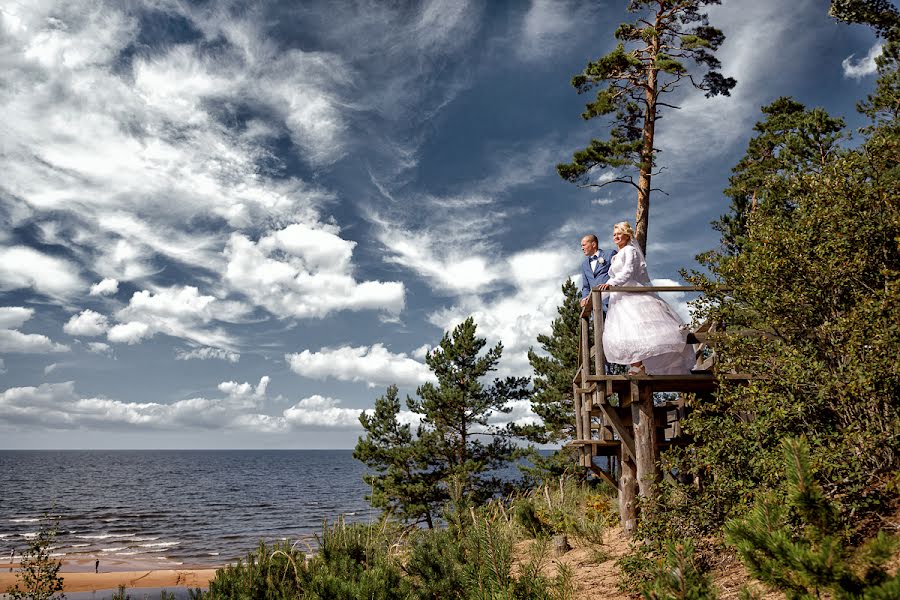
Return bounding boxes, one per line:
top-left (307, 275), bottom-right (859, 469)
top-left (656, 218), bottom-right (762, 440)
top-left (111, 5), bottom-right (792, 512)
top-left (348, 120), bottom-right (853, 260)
top-left (558, 0), bottom-right (735, 254)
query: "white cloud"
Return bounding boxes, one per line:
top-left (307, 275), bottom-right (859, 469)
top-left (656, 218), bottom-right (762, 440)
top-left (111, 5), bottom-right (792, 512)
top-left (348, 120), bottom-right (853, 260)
top-left (175, 347), bottom-right (240, 363)
top-left (0, 358), bottom-right (5, 374)
top-left (106, 286), bottom-right (248, 349)
top-left (86, 341), bottom-right (113, 356)
top-left (0, 246), bottom-right (83, 299)
top-left (286, 343), bottom-right (435, 388)
top-left (44, 363), bottom-right (58, 375)
top-left (411, 344), bottom-right (432, 360)
top-left (0, 329), bottom-right (69, 354)
top-left (0, 307), bottom-right (34, 330)
top-left (0, 376), bottom-right (374, 433)
top-left (842, 42), bottom-right (883, 79)
top-left (283, 395), bottom-right (365, 428)
top-left (89, 278), bottom-right (119, 296)
top-left (428, 248), bottom-right (575, 377)
top-left (107, 321), bottom-right (151, 345)
top-left (63, 309), bottom-right (109, 337)
top-left (218, 376), bottom-right (269, 402)
top-left (225, 227), bottom-right (405, 319)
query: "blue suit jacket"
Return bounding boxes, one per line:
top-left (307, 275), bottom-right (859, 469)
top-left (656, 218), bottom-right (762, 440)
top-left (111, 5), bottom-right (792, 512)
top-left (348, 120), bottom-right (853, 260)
top-left (581, 248), bottom-right (617, 301)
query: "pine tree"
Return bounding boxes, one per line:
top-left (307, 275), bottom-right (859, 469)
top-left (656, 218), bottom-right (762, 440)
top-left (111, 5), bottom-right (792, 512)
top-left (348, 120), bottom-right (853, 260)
top-left (355, 318), bottom-right (530, 522)
top-left (725, 438), bottom-right (900, 600)
top-left (354, 385), bottom-right (446, 528)
top-left (409, 317), bottom-right (530, 505)
top-left (523, 279), bottom-right (581, 445)
top-left (713, 97), bottom-right (845, 254)
top-left (558, 0), bottom-right (735, 254)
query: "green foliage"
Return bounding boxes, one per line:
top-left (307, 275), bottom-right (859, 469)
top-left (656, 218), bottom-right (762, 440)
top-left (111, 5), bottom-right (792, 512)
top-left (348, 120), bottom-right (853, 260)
top-left (206, 520), bottom-right (411, 600)
top-left (354, 385), bottom-right (446, 527)
top-left (110, 585), bottom-right (129, 600)
top-left (356, 317), bottom-right (531, 525)
top-left (511, 477), bottom-right (616, 546)
top-left (523, 279), bottom-right (581, 446)
top-left (640, 539), bottom-right (718, 600)
top-left (652, 43), bottom-right (900, 542)
top-left (725, 438), bottom-right (900, 600)
top-left (713, 97), bottom-right (846, 254)
top-left (5, 517), bottom-right (65, 600)
top-left (405, 501), bottom-right (576, 600)
top-left (558, 0), bottom-right (735, 252)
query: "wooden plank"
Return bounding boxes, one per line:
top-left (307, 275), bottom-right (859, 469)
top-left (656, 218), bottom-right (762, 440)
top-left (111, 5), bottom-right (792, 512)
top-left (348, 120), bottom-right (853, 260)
top-left (596, 403), bottom-right (635, 462)
top-left (590, 463), bottom-right (617, 488)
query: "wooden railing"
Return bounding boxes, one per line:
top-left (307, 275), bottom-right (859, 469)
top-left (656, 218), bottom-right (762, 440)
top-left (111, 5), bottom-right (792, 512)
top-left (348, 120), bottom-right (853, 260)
top-left (571, 284), bottom-right (721, 536)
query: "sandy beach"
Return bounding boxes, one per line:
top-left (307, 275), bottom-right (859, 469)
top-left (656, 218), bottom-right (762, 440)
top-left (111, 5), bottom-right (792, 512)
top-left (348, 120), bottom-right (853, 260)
top-left (0, 562), bottom-right (219, 593)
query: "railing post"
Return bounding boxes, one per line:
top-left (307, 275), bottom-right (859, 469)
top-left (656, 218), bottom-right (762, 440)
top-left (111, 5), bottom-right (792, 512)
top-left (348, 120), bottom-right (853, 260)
top-left (579, 313), bottom-right (591, 467)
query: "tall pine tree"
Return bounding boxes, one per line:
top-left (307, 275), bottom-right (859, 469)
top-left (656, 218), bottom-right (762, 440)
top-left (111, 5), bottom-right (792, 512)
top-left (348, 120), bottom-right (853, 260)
top-left (558, 0), bottom-right (735, 254)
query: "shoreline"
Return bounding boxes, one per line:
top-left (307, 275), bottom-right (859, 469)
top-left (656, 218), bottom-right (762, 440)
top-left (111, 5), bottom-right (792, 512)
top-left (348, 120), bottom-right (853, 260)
top-left (0, 561), bottom-right (220, 593)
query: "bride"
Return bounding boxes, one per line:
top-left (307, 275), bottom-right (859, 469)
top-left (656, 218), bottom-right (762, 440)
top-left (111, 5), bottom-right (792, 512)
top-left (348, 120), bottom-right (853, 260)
top-left (598, 221), bottom-right (695, 375)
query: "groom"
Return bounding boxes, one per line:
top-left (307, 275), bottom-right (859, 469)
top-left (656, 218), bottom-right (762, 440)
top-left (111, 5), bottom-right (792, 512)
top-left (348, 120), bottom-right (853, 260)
top-left (580, 234), bottom-right (616, 308)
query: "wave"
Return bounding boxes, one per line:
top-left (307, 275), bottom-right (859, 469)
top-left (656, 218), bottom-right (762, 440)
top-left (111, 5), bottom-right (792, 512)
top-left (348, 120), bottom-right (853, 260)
top-left (9, 518), bottom-right (41, 523)
top-left (75, 533), bottom-right (136, 540)
top-left (101, 546), bottom-right (128, 552)
top-left (139, 541), bottom-right (180, 548)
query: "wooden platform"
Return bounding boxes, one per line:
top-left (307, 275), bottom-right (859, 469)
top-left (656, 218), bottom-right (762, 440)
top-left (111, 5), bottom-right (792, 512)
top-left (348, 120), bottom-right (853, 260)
top-left (571, 285), bottom-right (750, 537)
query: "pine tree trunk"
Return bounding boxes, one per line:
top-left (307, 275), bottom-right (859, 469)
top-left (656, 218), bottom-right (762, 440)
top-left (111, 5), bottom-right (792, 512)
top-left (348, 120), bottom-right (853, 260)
top-left (636, 28), bottom-right (660, 256)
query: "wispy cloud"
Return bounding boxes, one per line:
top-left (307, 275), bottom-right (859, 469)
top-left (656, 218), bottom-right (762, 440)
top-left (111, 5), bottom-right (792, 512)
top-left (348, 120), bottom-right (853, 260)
top-left (842, 42), bottom-right (883, 79)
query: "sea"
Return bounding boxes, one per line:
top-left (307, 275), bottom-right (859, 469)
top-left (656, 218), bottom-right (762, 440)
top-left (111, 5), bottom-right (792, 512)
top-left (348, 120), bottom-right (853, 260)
top-left (0, 450), bottom-right (378, 571)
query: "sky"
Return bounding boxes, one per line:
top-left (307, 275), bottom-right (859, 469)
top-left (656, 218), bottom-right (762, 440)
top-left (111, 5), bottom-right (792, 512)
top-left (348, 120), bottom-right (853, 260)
top-left (0, 0), bottom-right (885, 449)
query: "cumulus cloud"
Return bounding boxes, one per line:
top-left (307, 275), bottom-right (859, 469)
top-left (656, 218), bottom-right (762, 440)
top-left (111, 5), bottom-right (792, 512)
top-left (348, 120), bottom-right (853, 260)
top-left (428, 248), bottom-right (575, 377)
top-left (286, 343), bottom-right (435, 388)
top-left (63, 309), bottom-right (109, 337)
top-left (175, 346), bottom-right (240, 363)
top-left (106, 286), bottom-right (248, 349)
top-left (842, 42), bottom-right (883, 79)
top-left (0, 358), bottom-right (5, 374)
top-left (107, 321), bottom-right (151, 345)
top-left (0, 247), bottom-right (83, 299)
top-left (0, 377), bottom-right (384, 433)
top-left (283, 395), bottom-right (366, 428)
top-left (0, 307), bottom-right (34, 330)
top-left (225, 226), bottom-right (405, 318)
top-left (0, 307), bottom-right (70, 354)
top-left (44, 363), bottom-right (59, 375)
top-left (89, 278), bottom-right (119, 296)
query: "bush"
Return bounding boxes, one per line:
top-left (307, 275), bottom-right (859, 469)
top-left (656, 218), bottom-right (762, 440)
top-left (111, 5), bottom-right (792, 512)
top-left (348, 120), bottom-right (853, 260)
top-left (5, 517), bottom-right (65, 600)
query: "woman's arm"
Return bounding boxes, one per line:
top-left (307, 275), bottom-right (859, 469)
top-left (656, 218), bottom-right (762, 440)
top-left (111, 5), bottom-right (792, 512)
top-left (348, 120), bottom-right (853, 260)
top-left (602, 246), bottom-right (636, 287)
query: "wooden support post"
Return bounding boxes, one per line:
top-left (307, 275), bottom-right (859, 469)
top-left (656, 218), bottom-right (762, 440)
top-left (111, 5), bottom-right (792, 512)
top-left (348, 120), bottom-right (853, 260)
top-left (631, 381), bottom-right (659, 501)
top-left (619, 451), bottom-right (637, 537)
top-left (572, 382), bottom-right (583, 462)
top-left (580, 315), bottom-right (591, 467)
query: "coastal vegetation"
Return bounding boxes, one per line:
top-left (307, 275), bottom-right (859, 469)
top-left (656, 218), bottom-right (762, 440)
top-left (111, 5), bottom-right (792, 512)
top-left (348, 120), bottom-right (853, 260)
top-left (10, 2), bottom-right (897, 599)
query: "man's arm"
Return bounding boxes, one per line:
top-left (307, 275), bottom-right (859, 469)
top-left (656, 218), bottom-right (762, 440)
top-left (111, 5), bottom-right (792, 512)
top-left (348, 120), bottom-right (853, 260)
top-left (579, 263), bottom-right (591, 307)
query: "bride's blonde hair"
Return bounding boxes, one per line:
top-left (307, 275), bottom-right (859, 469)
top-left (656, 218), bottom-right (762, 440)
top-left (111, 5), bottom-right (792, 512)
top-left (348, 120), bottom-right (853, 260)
top-left (613, 221), bottom-right (634, 240)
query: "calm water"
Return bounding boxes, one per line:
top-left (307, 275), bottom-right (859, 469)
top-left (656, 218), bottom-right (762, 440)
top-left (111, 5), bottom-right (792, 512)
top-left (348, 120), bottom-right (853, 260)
top-left (0, 450), bottom-right (376, 569)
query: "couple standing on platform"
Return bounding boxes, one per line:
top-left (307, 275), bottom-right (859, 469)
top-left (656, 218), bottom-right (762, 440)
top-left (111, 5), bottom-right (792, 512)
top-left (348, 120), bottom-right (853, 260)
top-left (580, 222), bottom-right (694, 376)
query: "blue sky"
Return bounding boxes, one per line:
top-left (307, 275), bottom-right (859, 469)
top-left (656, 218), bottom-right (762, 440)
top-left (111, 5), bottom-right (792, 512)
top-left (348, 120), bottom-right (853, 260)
top-left (0, 0), bottom-right (884, 449)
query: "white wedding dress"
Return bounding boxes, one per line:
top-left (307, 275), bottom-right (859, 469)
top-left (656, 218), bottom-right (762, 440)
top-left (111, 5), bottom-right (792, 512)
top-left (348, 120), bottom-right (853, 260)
top-left (602, 242), bottom-right (695, 374)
